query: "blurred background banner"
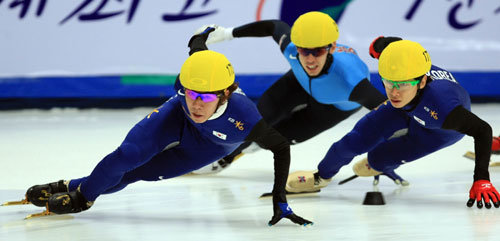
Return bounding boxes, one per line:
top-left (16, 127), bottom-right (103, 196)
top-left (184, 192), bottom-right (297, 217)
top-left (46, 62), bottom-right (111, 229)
top-left (1, 0), bottom-right (499, 105)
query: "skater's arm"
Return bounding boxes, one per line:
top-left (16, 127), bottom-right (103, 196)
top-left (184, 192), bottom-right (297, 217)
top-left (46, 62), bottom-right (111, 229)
top-left (348, 79), bottom-right (387, 110)
top-left (244, 120), bottom-right (316, 226)
top-left (245, 119), bottom-right (289, 204)
top-left (233, 20), bottom-right (291, 52)
top-left (442, 105), bottom-right (492, 181)
top-left (242, 119), bottom-right (312, 226)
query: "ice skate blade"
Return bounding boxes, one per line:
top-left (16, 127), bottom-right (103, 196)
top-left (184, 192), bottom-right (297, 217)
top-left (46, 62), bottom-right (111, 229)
top-left (463, 151), bottom-right (475, 160)
top-left (490, 162), bottom-right (500, 167)
top-left (25, 209), bottom-right (54, 219)
top-left (1, 199), bottom-right (30, 206)
top-left (259, 190), bottom-right (320, 199)
top-left (338, 174), bottom-right (358, 185)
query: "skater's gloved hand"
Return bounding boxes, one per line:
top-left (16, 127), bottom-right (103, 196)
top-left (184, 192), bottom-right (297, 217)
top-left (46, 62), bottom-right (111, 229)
top-left (187, 27), bottom-right (216, 55)
top-left (197, 26), bottom-right (216, 39)
top-left (369, 36), bottom-right (402, 59)
top-left (193, 24), bottom-right (234, 45)
top-left (268, 202), bottom-right (313, 226)
top-left (373, 169), bottom-right (409, 186)
top-left (193, 24), bottom-right (217, 35)
top-left (467, 180), bottom-right (500, 209)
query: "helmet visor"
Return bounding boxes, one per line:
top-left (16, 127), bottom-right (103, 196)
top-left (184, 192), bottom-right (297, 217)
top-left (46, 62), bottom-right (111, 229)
top-left (185, 89), bottom-right (222, 103)
top-left (296, 45), bottom-right (332, 57)
top-left (381, 77), bottom-right (421, 91)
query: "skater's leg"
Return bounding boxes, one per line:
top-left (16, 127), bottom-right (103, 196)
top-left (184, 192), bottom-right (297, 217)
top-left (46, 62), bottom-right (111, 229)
top-left (274, 102), bottom-right (360, 144)
top-left (317, 103), bottom-right (409, 179)
top-left (367, 122), bottom-right (464, 182)
top-left (257, 70), bottom-right (309, 127)
top-left (99, 150), bottom-right (209, 195)
top-left (68, 177), bottom-right (87, 191)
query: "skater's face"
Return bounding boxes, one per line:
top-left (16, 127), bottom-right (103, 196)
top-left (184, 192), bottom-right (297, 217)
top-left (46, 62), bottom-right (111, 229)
top-left (384, 75), bottom-right (427, 108)
top-left (297, 43), bottom-right (335, 77)
top-left (184, 89), bottom-right (228, 123)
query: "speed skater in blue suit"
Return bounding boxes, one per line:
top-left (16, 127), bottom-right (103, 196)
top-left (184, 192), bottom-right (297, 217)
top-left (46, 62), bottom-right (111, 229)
top-left (287, 37), bottom-right (500, 209)
top-left (19, 28), bottom-right (312, 226)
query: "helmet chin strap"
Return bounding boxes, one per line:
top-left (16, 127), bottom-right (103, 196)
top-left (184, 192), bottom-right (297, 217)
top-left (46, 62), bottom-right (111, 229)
top-left (208, 100), bottom-right (228, 120)
top-left (214, 98), bottom-right (225, 113)
top-left (403, 82), bottom-right (425, 111)
top-left (178, 89), bottom-right (192, 117)
top-left (213, 88), bottom-right (230, 113)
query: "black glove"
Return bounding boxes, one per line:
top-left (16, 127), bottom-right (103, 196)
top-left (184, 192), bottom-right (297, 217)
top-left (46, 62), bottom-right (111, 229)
top-left (268, 202), bottom-right (313, 226)
top-left (188, 27), bottom-right (216, 55)
top-left (369, 36), bottom-right (402, 59)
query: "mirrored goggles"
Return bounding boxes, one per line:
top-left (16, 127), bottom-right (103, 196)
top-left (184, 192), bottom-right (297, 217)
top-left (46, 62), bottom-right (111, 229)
top-left (185, 89), bottom-right (221, 103)
top-left (381, 77), bottom-right (421, 91)
top-left (296, 44), bottom-right (332, 57)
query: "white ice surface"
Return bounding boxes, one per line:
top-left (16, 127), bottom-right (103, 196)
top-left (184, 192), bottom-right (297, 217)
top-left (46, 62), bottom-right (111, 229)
top-left (1, 104), bottom-right (500, 241)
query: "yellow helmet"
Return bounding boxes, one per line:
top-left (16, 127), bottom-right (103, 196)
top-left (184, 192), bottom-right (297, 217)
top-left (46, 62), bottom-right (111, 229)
top-left (291, 11), bottom-right (339, 48)
top-left (180, 50), bottom-right (235, 92)
top-left (378, 40), bottom-right (432, 81)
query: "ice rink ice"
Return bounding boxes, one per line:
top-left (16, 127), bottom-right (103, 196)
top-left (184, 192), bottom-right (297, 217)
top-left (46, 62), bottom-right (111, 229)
top-left (1, 104), bottom-right (500, 241)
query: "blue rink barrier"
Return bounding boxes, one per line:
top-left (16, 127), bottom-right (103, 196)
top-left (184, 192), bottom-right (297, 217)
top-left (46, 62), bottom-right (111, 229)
top-left (0, 72), bottom-right (499, 108)
top-left (0, 74), bottom-right (275, 99)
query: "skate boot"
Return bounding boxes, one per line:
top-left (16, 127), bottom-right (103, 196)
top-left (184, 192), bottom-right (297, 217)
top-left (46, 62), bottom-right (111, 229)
top-left (286, 171), bottom-right (332, 193)
top-left (47, 189), bottom-right (93, 214)
top-left (26, 180), bottom-right (69, 207)
top-left (492, 136), bottom-right (500, 154)
top-left (353, 158), bottom-right (382, 177)
top-left (313, 172), bottom-right (332, 189)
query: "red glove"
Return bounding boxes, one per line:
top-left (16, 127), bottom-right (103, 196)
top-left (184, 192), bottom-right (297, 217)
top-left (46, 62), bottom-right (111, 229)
top-left (467, 180), bottom-right (500, 209)
top-left (492, 136), bottom-right (500, 154)
top-left (369, 36), bottom-right (384, 59)
top-left (368, 36), bottom-right (403, 59)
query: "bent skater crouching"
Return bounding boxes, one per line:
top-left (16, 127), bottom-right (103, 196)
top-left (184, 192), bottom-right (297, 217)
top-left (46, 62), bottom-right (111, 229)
top-left (6, 29), bottom-right (312, 226)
